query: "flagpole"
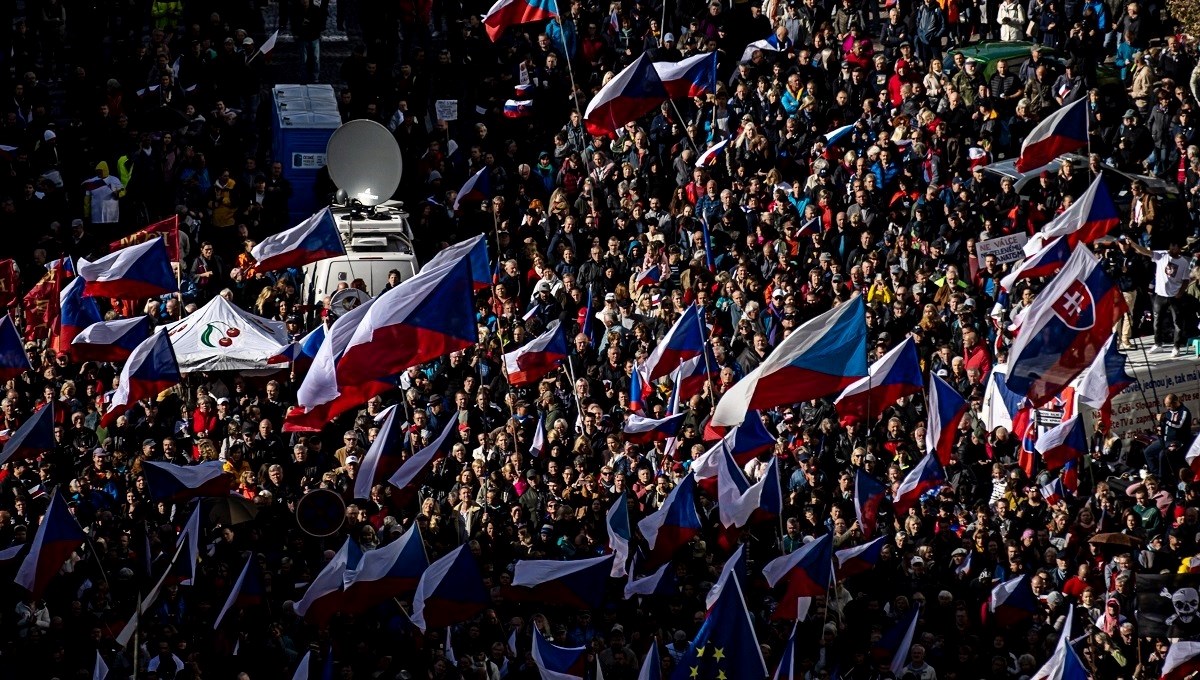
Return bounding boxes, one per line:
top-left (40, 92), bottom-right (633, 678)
top-left (694, 305), bottom-right (718, 415)
top-left (551, 0), bottom-right (584, 120)
top-left (489, 206), bottom-right (518, 429)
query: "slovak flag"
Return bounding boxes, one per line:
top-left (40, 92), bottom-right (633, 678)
top-left (214, 552), bottom-right (265, 628)
top-left (694, 139), bottom-right (729, 168)
top-left (340, 523), bottom-right (430, 614)
top-left (1035, 414), bottom-right (1088, 471)
top-left (57, 276), bottom-right (102, 352)
top-left (629, 364), bottom-right (650, 413)
top-left (834, 535), bottom-right (887, 581)
top-left (642, 304), bottom-right (706, 382)
top-left (452, 167), bottom-right (494, 211)
top-left (410, 544), bottom-right (489, 632)
top-left (854, 469), bottom-right (887, 539)
top-left (925, 372), bottom-right (969, 466)
top-left (607, 493), bottom-right (632, 577)
top-left (1040, 477), bottom-right (1067, 505)
top-left (503, 99), bottom-right (534, 118)
top-left (986, 574), bottom-right (1038, 626)
top-left (531, 624), bottom-right (588, 680)
top-left (637, 473), bottom-right (702, 567)
top-left (1161, 640), bottom-right (1200, 680)
top-left (79, 237), bottom-right (177, 299)
top-left (1072, 334), bottom-right (1134, 431)
top-left (1024, 176), bottom-right (1120, 254)
top-left (0, 402), bottom-right (55, 466)
top-left (295, 537), bottom-right (364, 626)
top-left (584, 54), bottom-right (669, 137)
top-left (1007, 247), bottom-right (1125, 407)
top-left (713, 296), bottom-right (867, 427)
top-left (762, 533), bottom-right (833, 621)
top-left (15, 490), bottom-right (87, 600)
top-left (1002, 236), bottom-right (1071, 290)
top-left (481, 0), bottom-right (558, 41)
top-left (504, 320), bottom-right (568, 385)
top-left (1015, 98), bottom-right (1088, 172)
top-left (892, 453), bottom-right (945, 516)
top-left (70, 315), bottom-right (152, 363)
top-left (635, 265), bottom-right (663, 288)
top-left (250, 207), bottom-right (345, 273)
top-left (0, 314), bottom-right (32, 381)
top-left (653, 52), bottom-right (718, 98)
top-left (353, 405), bottom-right (408, 499)
top-left (142, 461), bottom-right (234, 503)
top-left (335, 255), bottom-right (477, 387)
top-left (511, 555), bottom-right (615, 610)
top-left (834, 337), bottom-right (924, 423)
top-left (101, 329), bottom-right (181, 428)
top-left (623, 412), bottom-right (685, 444)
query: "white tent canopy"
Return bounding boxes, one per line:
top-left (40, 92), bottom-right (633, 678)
top-left (165, 296), bottom-right (289, 372)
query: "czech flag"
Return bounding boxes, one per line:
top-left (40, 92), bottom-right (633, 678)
top-left (70, 315), bottom-right (151, 363)
top-left (166, 506), bottom-right (202, 586)
top-left (823, 123), bottom-right (855, 147)
top-left (341, 523), bottom-right (429, 614)
top-left (925, 372), bottom-right (969, 466)
top-left (773, 623), bottom-right (801, 680)
top-left (1186, 434), bottom-right (1200, 477)
top-left (1040, 477), bottom-right (1067, 505)
top-left (1015, 98), bottom-right (1088, 172)
top-left (1073, 334), bottom-right (1134, 431)
top-left (410, 544), bottom-right (489, 632)
top-left (705, 544), bottom-right (747, 611)
top-left (79, 237), bottom-right (177, 299)
top-left (532, 624), bottom-right (588, 680)
top-left (981, 364), bottom-right (1027, 432)
top-left (671, 349), bottom-right (717, 406)
top-left (101, 329), bottom-right (181, 428)
top-left (1035, 414), bottom-right (1088, 471)
top-left (1002, 236), bottom-right (1071, 290)
top-left (504, 320), bottom-right (568, 385)
top-left (637, 472), bottom-right (701, 567)
top-left (15, 490), bottom-right (87, 600)
top-left (635, 265), bottom-right (662, 289)
top-left (635, 641), bottom-right (664, 680)
top-left (716, 450), bottom-right (781, 529)
top-left (1007, 247), bottom-right (1125, 407)
top-left (214, 552), bottom-right (265, 628)
top-left (834, 336), bottom-right (924, 423)
top-left (1026, 176), bottom-right (1120, 253)
top-left (1161, 640), bottom-right (1200, 680)
top-left (795, 217), bottom-right (821, 239)
top-left (336, 255), bottom-right (477, 388)
top-left (624, 560), bottom-right (674, 599)
top-left (694, 139), bottom-right (729, 168)
top-left (57, 276), bottom-right (102, 353)
top-left (986, 574), bottom-right (1038, 626)
top-left (142, 460), bottom-right (234, 503)
top-left (0, 402), bottom-right (55, 466)
top-left (877, 606), bottom-right (921, 676)
top-left (584, 54), bottom-right (669, 137)
top-left (353, 405), bottom-right (408, 499)
top-left (0, 314), bottom-right (32, 381)
top-left (503, 99), bottom-right (534, 118)
top-left (1030, 622), bottom-right (1088, 680)
top-left (511, 554), bottom-right (614, 610)
top-left (712, 296), bottom-right (867, 427)
top-left (623, 412), bottom-right (685, 444)
top-left (642, 303), bottom-right (706, 382)
top-left (481, 0), bottom-right (558, 41)
top-left (295, 537), bottom-right (364, 626)
top-left (892, 453), bottom-right (945, 516)
top-left (251, 207), bottom-right (345, 273)
top-left (607, 492), bottom-right (631, 577)
top-left (452, 167), bottom-right (494, 211)
top-left (762, 533), bottom-right (832, 621)
top-left (854, 469), bottom-right (887, 539)
top-left (388, 416), bottom-right (459, 491)
top-left (653, 52), bottom-right (718, 98)
top-left (834, 535), bottom-right (886, 581)
top-left (423, 234), bottom-right (492, 292)
top-left (530, 413), bottom-right (546, 457)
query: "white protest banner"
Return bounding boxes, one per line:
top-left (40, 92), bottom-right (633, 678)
top-left (435, 100), bottom-right (459, 121)
top-left (976, 233), bottom-right (1029, 265)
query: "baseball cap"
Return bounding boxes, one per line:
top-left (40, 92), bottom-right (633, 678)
top-left (345, 455), bottom-right (360, 465)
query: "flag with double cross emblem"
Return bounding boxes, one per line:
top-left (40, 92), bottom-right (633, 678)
top-left (1008, 246), bottom-right (1125, 408)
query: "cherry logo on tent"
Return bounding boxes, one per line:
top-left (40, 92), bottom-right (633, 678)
top-left (1051, 280), bottom-right (1095, 330)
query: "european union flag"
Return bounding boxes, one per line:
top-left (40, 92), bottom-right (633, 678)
top-left (671, 573), bottom-right (767, 680)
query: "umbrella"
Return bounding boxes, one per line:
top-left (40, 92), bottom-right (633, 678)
top-left (1088, 532), bottom-right (1143, 550)
top-left (201, 494), bottom-right (260, 526)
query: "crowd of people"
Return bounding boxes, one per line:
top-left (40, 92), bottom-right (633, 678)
top-left (1, 0), bottom-right (1200, 678)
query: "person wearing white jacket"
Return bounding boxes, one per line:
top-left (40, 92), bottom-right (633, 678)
top-left (998, 0), bottom-right (1027, 42)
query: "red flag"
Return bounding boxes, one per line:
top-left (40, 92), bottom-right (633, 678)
top-left (0, 260), bottom-right (18, 308)
top-left (21, 277), bottom-right (57, 342)
top-left (110, 215), bottom-right (181, 261)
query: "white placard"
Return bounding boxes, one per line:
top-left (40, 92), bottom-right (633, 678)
top-left (435, 100), bottom-right (458, 121)
top-left (976, 232), bottom-right (1030, 265)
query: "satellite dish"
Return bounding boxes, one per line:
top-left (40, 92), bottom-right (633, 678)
top-left (330, 288), bottom-right (371, 313)
top-left (325, 120), bottom-right (403, 208)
